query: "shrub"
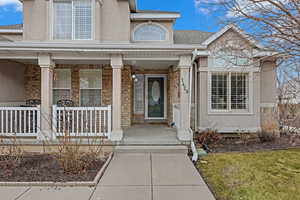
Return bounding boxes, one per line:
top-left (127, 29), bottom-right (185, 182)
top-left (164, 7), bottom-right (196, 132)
top-left (54, 130), bottom-right (105, 175)
top-left (196, 129), bottom-right (221, 148)
top-left (0, 136), bottom-right (24, 176)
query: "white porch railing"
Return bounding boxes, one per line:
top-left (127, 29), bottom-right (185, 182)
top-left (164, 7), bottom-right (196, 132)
top-left (0, 106), bottom-right (40, 137)
top-left (173, 103), bottom-right (181, 129)
top-left (52, 105), bottom-right (112, 137)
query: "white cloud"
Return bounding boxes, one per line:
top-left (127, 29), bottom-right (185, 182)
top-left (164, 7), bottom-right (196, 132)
top-left (194, 0), bottom-right (289, 17)
top-left (0, 0), bottom-right (22, 12)
top-left (193, 0), bottom-right (222, 15)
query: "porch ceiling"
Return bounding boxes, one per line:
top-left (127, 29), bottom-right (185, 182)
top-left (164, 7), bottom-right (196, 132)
top-left (126, 60), bottom-right (178, 70)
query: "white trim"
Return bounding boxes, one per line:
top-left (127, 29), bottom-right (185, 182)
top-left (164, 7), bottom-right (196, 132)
top-left (199, 67), bottom-right (260, 72)
top-left (0, 102), bottom-right (25, 107)
top-left (0, 29), bottom-right (23, 34)
top-left (207, 71), bottom-right (254, 115)
top-left (130, 13), bottom-right (180, 20)
top-left (202, 24), bottom-right (264, 49)
top-left (132, 22), bottom-right (169, 42)
top-left (261, 103), bottom-right (277, 107)
top-left (145, 74), bottom-right (167, 120)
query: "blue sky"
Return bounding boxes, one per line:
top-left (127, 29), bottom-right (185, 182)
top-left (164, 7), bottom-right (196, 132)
top-left (0, 0), bottom-right (225, 32)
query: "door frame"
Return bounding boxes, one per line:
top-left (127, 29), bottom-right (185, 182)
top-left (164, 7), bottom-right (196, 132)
top-left (145, 74), bottom-right (167, 120)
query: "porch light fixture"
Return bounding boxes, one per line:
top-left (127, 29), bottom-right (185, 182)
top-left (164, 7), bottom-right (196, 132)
top-left (132, 73), bottom-right (138, 82)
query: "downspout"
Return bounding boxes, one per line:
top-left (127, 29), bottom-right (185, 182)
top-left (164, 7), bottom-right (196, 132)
top-left (190, 49), bottom-right (198, 162)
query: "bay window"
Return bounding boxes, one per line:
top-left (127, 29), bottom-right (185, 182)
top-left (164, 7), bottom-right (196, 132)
top-left (53, 0), bottom-right (92, 40)
top-left (80, 69), bottom-right (102, 107)
top-left (53, 69), bottom-right (72, 104)
top-left (210, 72), bottom-right (250, 112)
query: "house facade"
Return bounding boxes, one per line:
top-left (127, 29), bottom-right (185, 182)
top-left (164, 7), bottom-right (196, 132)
top-left (0, 0), bottom-right (277, 143)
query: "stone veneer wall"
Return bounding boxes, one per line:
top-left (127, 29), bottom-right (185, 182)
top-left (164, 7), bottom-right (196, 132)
top-left (168, 67), bottom-right (180, 125)
top-left (24, 64), bottom-right (132, 128)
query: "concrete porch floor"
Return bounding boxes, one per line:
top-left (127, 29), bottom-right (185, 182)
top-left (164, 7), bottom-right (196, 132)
top-left (122, 124), bottom-right (181, 145)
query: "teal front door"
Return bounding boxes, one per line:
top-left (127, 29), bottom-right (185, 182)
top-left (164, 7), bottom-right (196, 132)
top-left (147, 76), bottom-right (165, 119)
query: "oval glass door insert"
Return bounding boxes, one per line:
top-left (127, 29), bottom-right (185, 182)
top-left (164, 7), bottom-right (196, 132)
top-left (151, 80), bottom-right (161, 103)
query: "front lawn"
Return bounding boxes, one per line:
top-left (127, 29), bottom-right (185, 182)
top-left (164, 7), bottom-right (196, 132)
top-left (198, 149), bottom-right (300, 200)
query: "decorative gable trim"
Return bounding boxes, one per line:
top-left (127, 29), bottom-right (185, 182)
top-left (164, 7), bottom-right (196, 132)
top-left (202, 24), bottom-right (264, 49)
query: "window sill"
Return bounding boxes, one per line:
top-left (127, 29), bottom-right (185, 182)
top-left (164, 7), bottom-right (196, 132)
top-left (208, 111), bottom-right (254, 116)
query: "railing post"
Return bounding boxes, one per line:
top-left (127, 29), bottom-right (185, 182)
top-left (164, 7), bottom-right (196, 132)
top-left (107, 105), bottom-right (112, 138)
top-left (52, 105), bottom-right (57, 135)
top-left (36, 105), bottom-right (41, 138)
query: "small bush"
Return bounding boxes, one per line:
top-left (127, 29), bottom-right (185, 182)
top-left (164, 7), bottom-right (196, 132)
top-left (196, 129), bottom-right (221, 147)
top-left (257, 131), bottom-right (277, 143)
top-left (0, 136), bottom-right (24, 176)
top-left (54, 130), bottom-right (104, 175)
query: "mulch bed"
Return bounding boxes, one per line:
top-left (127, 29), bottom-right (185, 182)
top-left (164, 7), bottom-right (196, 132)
top-left (0, 153), bottom-right (107, 182)
top-left (197, 135), bottom-right (300, 153)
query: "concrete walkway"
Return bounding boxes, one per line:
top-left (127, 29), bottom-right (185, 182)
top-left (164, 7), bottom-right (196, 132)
top-left (91, 152), bottom-right (215, 200)
top-left (2, 150), bottom-right (215, 200)
top-left (123, 124), bottom-right (181, 145)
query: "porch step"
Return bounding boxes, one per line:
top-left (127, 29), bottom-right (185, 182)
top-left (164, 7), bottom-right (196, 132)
top-left (114, 145), bottom-right (188, 154)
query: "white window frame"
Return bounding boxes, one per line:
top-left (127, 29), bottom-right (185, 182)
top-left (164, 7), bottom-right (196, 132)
top-left (53, 69), bottom-right (72, 104)
top-left (50, 0), bottom-right (95, 41)
top-left (206, 68), bottom-right (255, 115)
top-left (79, 69), bottom-right (102, 107)
top-left (132, 22), bottom-right (169, 42)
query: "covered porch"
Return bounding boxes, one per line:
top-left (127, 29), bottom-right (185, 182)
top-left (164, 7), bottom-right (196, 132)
top-left (0, 43), bottom-right (194, 143)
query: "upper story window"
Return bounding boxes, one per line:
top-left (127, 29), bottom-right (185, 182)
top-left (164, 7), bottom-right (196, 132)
top-left (53, 0), bottom-right (92, 40)
top-left (133, 23), bottom-right (167, 41)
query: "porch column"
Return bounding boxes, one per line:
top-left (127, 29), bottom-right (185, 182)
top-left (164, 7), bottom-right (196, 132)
top-left (110, 55), bottom-right (123, 141)
top-left (38, 54), bottom-right (56, 141)
top-left (178, 55), bottom-right (193, 141)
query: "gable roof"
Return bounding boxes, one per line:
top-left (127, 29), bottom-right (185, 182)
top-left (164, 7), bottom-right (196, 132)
top-left (0, 35), bottom-right (12, 42)
top-left (0, 24), bottom-right (23, 30)
top-left (201, 24), bottom-right (264, 49)
top-left (174, 30), bottom-right (214, 44)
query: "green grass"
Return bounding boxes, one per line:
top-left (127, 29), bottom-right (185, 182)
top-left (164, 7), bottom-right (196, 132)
top-left (197, 149), bottom-right (300, 200)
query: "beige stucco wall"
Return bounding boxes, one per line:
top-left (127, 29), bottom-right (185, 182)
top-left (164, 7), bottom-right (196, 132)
top-left (23, 0), bottom-right (48, 41)
top-left (0, 61), bottom-right (26, 104)
top-left (260, 60), bottom-right (277, 104)
top-left (100, 0), bottom-right (131, 42)
top-left (22, 0), bottom-right (131, 42)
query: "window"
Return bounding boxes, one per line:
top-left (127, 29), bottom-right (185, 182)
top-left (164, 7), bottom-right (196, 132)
top-left (133, 23), bottom-right (167, 41)
top-left (80, 69), bottom-right (102, 107)
top-left (53, 0), bottom-right (92, 40)
top-left (210, 72), bottom-right (249, 111)
top-left (53, 69), bottom-right (72, 104)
